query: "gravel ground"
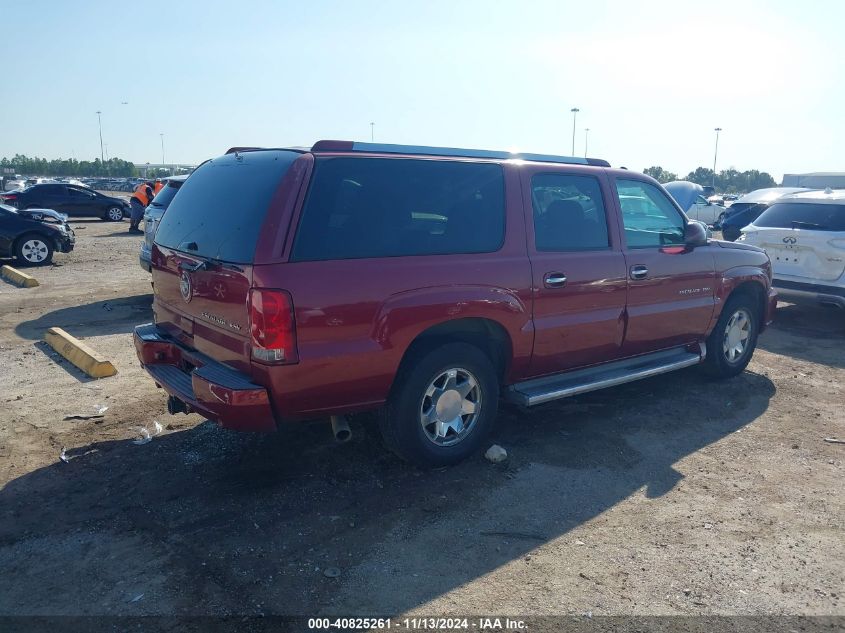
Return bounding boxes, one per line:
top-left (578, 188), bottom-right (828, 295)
top-left (0, 219), bottom-right (842, 619)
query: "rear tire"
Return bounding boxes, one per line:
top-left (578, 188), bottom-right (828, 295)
top-left (379, 342), bottom-right (499, 467)
top-left (15, 233), bottom-right (54, 266)
top-left (702, 292), bottom-right (759, 378)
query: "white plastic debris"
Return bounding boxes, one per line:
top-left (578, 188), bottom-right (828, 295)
top-left (59, 447), bottom-right (70, 463)
top-left (485, 444), bottom-right (508, 464)
top-left (132, 427), bottom-right (152, 445)
top-left (129, 593), bottom-right (144, 603)
top-left (96, 405), bottom-right (109, 415)
top-left (131, 421), bottom-right (164, 445)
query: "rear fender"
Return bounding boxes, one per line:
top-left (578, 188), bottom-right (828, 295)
top-left (373, 285), bottom-right (534, 380)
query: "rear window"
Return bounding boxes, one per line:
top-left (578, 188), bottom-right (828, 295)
top-left (154, 151), bottom-right (299, 262)
top-left (755, 202), bottom-right (845, 231)
top-left (291, 158), bottom-right (505, 261)
top-left (149, 180), bottom-right (185, 210)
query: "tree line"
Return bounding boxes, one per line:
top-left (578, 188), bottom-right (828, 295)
top-left (643, 166), bottom-right (777, 193)
top-left (1, 154), bottom-right (137, 177)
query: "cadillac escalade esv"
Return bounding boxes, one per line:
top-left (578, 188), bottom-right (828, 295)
top-left (134, 141), bottom-right (777, 466)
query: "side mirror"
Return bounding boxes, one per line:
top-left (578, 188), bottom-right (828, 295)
top-left (685, 221), bottom-right (709, 247)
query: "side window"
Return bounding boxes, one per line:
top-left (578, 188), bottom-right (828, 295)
top-left (531, 173), bottom-right (610, 251)
top-left (615, 179), bottom-right (685, 248)
top-left (694, 195), bottom-right (709, 206)
top-left (292, 158), bottom-right (506, 261)
top-left (68, 187), bottom-right (93, 198)
top-left (40, 185), bottom-right (64, 195)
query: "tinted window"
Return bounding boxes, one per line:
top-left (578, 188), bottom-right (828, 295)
top-left (292, 158), bottom-right (505, 261)
top-left (149, 180), bottom-right (184, 210)
top-left (37, 184), bottom-right (64, 195)
top-left (754, 202), bottom-right (845, 231)
top-left (155, 151), bottom-right (299, 262)
top-left (67, 187), bottom-right (93, 198)
top-left (616, 179), bottom-right (685, 248)
top-left (531, 173), bottom-right (609, 251)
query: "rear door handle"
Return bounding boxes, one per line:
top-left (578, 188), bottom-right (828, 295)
top-left (629, 265), bottom-right (648, 280)
top-left (543, 272), bottom-right (567, 288)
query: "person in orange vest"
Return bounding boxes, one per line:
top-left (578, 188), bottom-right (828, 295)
top-left (129, 181), bottom-right (154, 233)
top-left (153, 178), bottom-right (164, 195)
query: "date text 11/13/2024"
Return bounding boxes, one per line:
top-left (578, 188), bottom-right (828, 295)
top-left (308, 617), bottom-right (528, 630)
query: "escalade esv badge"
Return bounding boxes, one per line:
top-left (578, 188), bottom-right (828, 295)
top-left (180, 271), bottom-right (193, 303)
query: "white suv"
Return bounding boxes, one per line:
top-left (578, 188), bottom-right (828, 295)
top-left (740, 188), bottom-right (845, 309)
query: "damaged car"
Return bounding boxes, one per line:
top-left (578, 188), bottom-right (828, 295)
top-left (0, 203), bottom-right (75, 265)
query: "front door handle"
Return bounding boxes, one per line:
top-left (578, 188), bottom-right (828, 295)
top-left (543, 272), bottom-right (567, 288)
top-left (629, 265), bottom-right (649, 280)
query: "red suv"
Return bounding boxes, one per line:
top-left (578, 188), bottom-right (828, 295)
top-left (135, 141), bottom-right (777, 466)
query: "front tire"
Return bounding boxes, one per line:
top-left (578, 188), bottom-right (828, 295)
top-left (104, 206), bottom-right (125, 222)
top-left (15, 233), bottom-right (54, 266)
top-left (380, 342), bottom-right (499, 467)
top-left (702, 292), bottom-right (759, 378)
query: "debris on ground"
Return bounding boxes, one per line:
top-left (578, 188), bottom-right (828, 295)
top-left (485, 444), bottom-right (508, 463)
top-left (823, 438), bottom-right (845, 445)
top-left (131, 421), bottom-right (163, 445)
top-left (129, 593), bottom-right (144, 603)
top-left (59, 447), bottom-right (69, 463)
top-left (63, 413), bottom-right (105, 421)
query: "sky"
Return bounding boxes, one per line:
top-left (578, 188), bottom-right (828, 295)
top-left (1, 0), bottom-right (843, 180)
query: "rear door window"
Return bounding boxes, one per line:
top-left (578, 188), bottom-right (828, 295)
top-left (615, 179), bottom-right (685, 248)
top-left (154, 151), bottom-right (299, 262)
top-left (291, 158), bottom-right (506, 261)
top-left (149, 180), bottom-right (184, 210)
top-left (531, 173), bottom-right (610, 251)
top-left (755, 202), bottom-right (845, 231)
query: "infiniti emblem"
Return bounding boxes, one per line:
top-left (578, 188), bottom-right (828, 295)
top-left (783, 237), bottom-right (797, 244)
top-left (180, 271), bottom-right (193, 302)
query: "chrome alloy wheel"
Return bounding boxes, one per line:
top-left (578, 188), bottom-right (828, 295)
top-left (107, 207), bottom-right (124, 221)
top-left (723, 308), bottom-right (752, 363)
top-left (21, 238), bottom-right (49, 263)
top-left (420, 368), bottom-right (482, 447)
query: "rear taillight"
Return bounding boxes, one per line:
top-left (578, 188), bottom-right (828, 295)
top-left (249, 289), bottom-right (298, 364)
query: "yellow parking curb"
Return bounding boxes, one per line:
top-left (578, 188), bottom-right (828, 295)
top-left (44, 327), bottom-right (118, 379)
top-left (1, 265), bottom-right (39, 288)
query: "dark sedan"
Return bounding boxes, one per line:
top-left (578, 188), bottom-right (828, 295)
top-left (0, 183), bottom-right (129, 221)
top-left (0, 203), bottom-right (75, 265)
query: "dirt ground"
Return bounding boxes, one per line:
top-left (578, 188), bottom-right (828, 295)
top-left (0, 219), bottom-right (843, 619)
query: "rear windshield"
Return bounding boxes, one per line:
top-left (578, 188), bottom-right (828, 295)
top-left (291, 157), bottom-right (506, 261)
top-left (155, 151), bottom-right (299, 262)
top-left (755, 202), bottom-right (845, 231)
top-left (149, 180), bottom-right (185, 210)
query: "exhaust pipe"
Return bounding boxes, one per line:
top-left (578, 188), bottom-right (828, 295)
top-left (167, 395), bottom-right (188, 415)
top-left (330, 415), bottom-right (352, 443)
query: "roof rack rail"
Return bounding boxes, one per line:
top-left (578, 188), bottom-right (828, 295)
top-left (311, 140), bottom-right (610, 167)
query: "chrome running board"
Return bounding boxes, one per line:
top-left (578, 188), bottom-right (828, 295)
top-left (508, 344), bottom-right (705, 407)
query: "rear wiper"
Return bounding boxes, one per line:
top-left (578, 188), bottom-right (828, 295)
top-left (791, 221), bottom-right (826, 230)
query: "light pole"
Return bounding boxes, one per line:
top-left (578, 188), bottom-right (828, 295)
top-left (712, 127), bottom-right (722, 189)
top-left (584, 128), bottom-right (590, 157)
top-left (96, 111), bottom-right (104, 162)
top-left (370, 122), bottom-right (374, 142)
top-left (570, 108), bottom-right (580, 155)
top-left (160, 133), bottom-right (165, 166)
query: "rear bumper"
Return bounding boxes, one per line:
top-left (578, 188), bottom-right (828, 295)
top-left (773, 279), bottom-right (845, 309)
top-left (765, 287), bottom-right (778, 327)
top-left (133, 323), bottom-right (277, 432)
top-left (139, 244), bottom-right (151, 272)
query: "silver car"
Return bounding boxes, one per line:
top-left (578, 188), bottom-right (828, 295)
top-left (139, 175), bottom-right (188, 272)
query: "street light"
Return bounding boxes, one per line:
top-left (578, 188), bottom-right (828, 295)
top-left (160, 133), bottom-right (165, 166)
top-left (370, 122), bottom-right (374, 142)
top-left (570, 108), bottom-right (580, 155)
top-left (584, 128), bottom-right (590, 157)
top-left (712, 127), bottom-right (722, 189)
top-left (96, 111), bottom-right (104, 162)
